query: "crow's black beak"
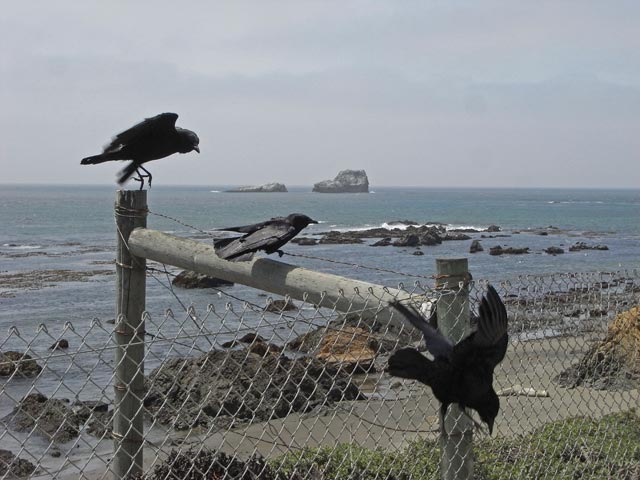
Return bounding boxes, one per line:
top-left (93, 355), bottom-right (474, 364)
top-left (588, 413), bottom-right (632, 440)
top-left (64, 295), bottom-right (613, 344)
top-left (194, 146), bottom-right (200, 153)
top-left (310, 219), bottom-right (319, 224)
top-left (487, 419), bottom-right (494, 436)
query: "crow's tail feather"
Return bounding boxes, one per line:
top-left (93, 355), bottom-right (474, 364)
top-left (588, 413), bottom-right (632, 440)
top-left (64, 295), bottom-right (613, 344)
top-left (117, 162), bottom-right (140, 185)
top-left (81, 154), bottom-right (112, 165)
top-left (387, 347), bottom-right (436, 385)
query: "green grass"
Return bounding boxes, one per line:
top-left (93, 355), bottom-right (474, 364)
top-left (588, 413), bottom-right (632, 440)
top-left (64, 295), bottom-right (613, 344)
top-left (272, 410), bottom-right (640, 480)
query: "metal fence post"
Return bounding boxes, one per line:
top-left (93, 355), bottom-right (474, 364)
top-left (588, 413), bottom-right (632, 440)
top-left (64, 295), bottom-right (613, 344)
top-left (113, 190), bottom-right (147, 479)
top-left (436, 257), bottom-right (473, 480)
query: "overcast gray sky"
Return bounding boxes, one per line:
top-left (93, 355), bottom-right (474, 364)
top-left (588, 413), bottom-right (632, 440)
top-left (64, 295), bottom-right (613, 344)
top-left (1, 1), bottom-right (639, 187)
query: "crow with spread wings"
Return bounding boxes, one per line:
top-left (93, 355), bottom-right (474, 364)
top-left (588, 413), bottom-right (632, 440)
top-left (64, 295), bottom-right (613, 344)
top-left (214, 213), bottom-right (318, 262)
top-left (81, 113), bottom-right (200, 188)
top-left (387, 285), bottom-right (508, 434)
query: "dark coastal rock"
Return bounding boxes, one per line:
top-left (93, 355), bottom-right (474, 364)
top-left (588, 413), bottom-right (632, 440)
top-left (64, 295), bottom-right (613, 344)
top-left (442, 232), bottom-right (472, 241)
top-left (317, 224), bottom-right (445, 241)
top-left (318, 232), bottom-right (364, 244)
top-left (370, 237), bottom-right (392, 247)
top-left (144, 349), bottom-right (363, 430)
top-left (489, 246), bottom-right (530, 256)
top-left (172, 271), bottom-right (234, 289)
top-left (419, 229), bottom-right (443, 246)
top-left (313, 169), bottom-right (369, 193)
top-left (450, 228), bottom-right (482, 233)
top-left (291, 237), bottom-right (318, 246)
top-left (392, 234), bottom-right (420, 247)
top-left (49, 339), bottom-right (69, 351)
top-left (225, 183), bottom-right (287, 193)
top-left (487, 225), bottom-right (501, 232)
top-left (71, 400), bottom-right (112, 438)
top-left (469, 240), bottom-right (483, 253)
top-left (0, 351), bottom-right (42, 377)
top-left (3, 393), bottom-right (80, 443)
top-left (521, 226), bottom-right (567, 236)
top-left (222, 333), bottom-right (282, 356)
top-left (265, 299), bottom-right (298, 313)
top-left (386, 220), bottom-right (419, 226)
top-left (0, 449), bottom-right (36, 478)
top-left (412, 250), bottom-right (424, 256)
top-left (569, 241), bottom-right (609, 252)
top-left (545, 246), bottom-right (565, 255)
top-left (72, 400), bottom-right (109, 417)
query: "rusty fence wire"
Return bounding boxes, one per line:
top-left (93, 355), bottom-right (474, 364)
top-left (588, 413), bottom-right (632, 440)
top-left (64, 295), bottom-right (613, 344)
top-left (1, 269), bottom-right (639, 479)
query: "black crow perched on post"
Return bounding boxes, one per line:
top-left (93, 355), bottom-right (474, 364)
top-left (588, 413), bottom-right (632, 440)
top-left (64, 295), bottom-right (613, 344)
top-left (387, 285), bottom-right (508, 434)
top-left (81, 113), bottom-right (200, 189)
top-left (214, 214), bottom-right (318, 262)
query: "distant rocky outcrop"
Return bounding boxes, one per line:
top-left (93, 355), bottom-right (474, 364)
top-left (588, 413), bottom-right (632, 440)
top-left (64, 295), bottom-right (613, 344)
top-left (489, 246), bottom-right (530, 256)
top-left (470, 240), bottom-right (483, 253)
top-left (226, 183), bottom-right (287, 193)
top-left (370, 237), bottom-right (392, 247)
top-left (291, 237), bottom-right (318, 246)
top-left (392, 234), bottom-right (420, 247)
top-left (318, 232), bottom-right (364, 244)
top-left (569, 241), bottom-right (609, 252)
top-left (442, 232), bottom-right (472, 241)
top-left (313, 170), bottom-right (369, 193)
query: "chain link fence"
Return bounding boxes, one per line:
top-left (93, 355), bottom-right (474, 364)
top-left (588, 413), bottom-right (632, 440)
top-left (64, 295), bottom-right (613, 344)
top-left (1, 267), bottom-right (638, 479)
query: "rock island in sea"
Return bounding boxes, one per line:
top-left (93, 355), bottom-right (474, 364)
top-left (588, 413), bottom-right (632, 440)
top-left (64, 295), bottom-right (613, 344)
top-left (225, 183), bottom-right (287, 193)
top-left (313, 169), bottom-right (369, 193)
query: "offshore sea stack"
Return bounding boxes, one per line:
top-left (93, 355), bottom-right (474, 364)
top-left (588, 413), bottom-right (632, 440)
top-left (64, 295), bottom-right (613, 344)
top-left (225, 183), bottom-right (287, 193)
top-left (313, 169), bottom-right (369, 193)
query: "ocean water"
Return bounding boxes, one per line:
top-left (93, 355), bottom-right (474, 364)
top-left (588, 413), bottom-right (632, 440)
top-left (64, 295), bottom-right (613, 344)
top-left (1, 184), bottom-right (639, 334)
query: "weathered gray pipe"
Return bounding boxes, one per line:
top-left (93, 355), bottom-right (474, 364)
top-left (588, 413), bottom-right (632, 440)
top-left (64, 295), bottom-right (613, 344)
top-left (128, 228), bottom-right (408, 322)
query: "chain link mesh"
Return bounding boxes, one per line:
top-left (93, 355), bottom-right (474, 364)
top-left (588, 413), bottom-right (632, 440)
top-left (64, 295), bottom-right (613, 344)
top-left (1, 270), bottom-right (638, 479)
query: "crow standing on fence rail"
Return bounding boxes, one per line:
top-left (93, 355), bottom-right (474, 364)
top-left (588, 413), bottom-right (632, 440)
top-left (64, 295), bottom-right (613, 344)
top-left (214, 214), bottom-right (318, 262)
top-left (80, 113), bottom-right (200, 189)
top-left (387, 284), bottom-right (508, 434)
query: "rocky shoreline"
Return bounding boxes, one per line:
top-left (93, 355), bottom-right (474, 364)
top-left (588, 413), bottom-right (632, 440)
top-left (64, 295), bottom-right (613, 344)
top-left (290, 220), bottom-right (611, 257)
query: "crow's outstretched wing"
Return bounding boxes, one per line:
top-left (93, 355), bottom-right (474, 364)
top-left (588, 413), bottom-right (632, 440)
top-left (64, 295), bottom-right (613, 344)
top-left (452, 285), bottom-right (508, 369)
top-left (103, 113), bottom-right (179, 153)
top-left (472, 285), bottom-right (508, 368)
top-left (389, 300), bottom-right (454, 360)
top-left (474, 285), bottom-right (508, 347)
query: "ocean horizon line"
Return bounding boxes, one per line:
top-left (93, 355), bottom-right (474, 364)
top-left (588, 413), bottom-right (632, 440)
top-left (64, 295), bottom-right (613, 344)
top-left (1, 182), bottom-right (637, 191)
